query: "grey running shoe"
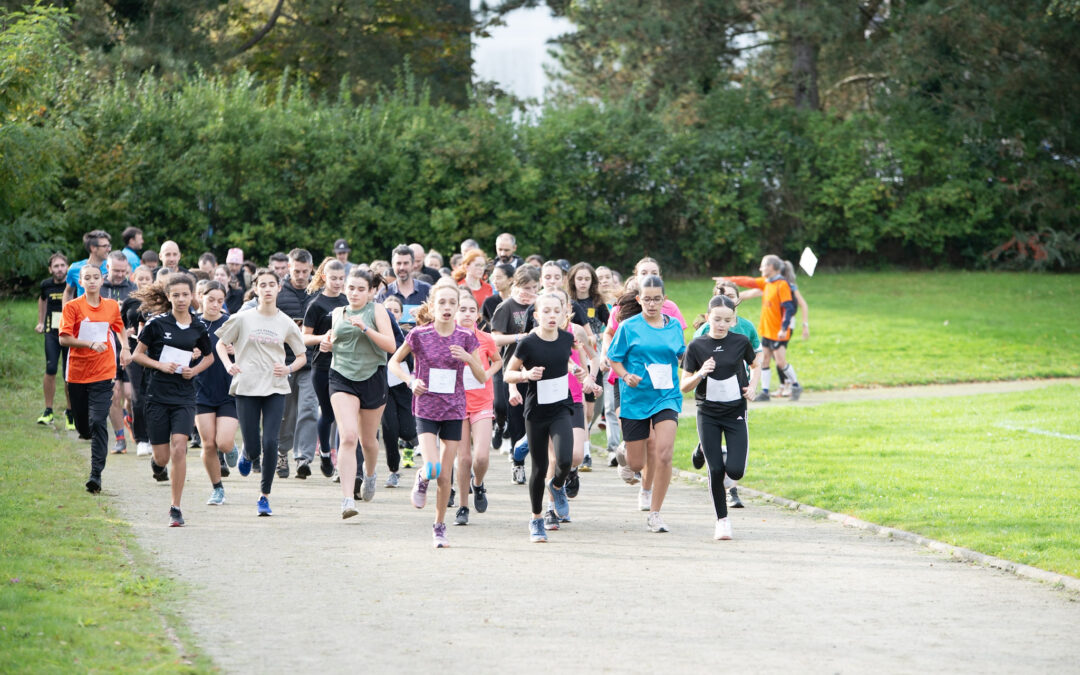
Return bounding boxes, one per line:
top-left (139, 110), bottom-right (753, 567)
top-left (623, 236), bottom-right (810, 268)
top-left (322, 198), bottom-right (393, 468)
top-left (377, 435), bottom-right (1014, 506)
top-left (544, 509), bottom-right (560, 531)
top-left (454, 506), bottom-right (469, 526)
top-left (295, 457), bottom-right (311, 479)
top-left (512, 463), bottom-right (526, 485)
top-left (790, 383), bottom-right (803, 402)
top-left (276, 454), bottom-right (289, 478)
top-left (549, 479), bottom-right (569, 519)
top-left (169, 506), bottom-right (185, 527)
top-left (385, 472), bottom-right (400, 488)
top-left (472, 483), bottom-right (488, 513)
top-left (112, 436), bottom-right (127, 454)
top-left (207, 486), bottom-right (225, 505)
top-left (361, 473), bottom-right (377, 502)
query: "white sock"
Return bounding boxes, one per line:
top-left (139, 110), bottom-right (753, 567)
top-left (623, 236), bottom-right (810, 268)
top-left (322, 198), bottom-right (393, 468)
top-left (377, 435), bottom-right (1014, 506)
top-left (583, 440), bottom-right (591, 458)
top-left (761, 370), bottom-right (772, 392)
top-left (724, 476), bottom-right (736, 490)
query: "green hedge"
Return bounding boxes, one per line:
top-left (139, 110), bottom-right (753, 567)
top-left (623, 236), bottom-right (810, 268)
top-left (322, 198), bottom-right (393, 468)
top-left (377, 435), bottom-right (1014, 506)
top-left (6, 72), bottom-right (1079, 283)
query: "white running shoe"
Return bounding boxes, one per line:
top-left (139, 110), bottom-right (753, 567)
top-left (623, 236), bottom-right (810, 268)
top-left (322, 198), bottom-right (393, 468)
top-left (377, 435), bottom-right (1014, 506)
top-left (619, 465), bottom-right (640, 485)
top-left (342, 498), bottom-right (358, 519)
top-left (647, 511), bottom-right (669, 533)
top-left (638, 488), bottom-right (652, 511)
top-left (714, 517), bottom-right (733, 540)
top-left (136, 441), bottom-right (152, 457)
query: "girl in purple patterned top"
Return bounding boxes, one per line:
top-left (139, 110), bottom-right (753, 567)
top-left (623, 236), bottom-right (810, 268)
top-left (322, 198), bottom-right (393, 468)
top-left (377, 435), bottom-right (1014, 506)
top-left (388, 282), bottom-right (487, 548)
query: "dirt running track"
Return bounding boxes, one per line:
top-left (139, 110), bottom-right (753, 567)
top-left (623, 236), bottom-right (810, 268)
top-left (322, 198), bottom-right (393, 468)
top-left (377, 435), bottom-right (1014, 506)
top-left (96, 439), bottom-right (1079, 674)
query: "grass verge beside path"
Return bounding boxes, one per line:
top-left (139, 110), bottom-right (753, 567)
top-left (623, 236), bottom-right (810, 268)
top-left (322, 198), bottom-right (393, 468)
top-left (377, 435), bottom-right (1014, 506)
top-left (0, 301), bottom-right (207, 673)
top-left (664, 271), bottom-right (1080, 390)
top-left (674, 383), bottom-right (1080, 578)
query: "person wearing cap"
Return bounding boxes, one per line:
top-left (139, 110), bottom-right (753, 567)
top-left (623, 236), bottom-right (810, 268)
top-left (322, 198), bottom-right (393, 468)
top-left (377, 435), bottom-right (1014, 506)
top-left (226, 248), bottom-right (251, 291)
top-left (333, 239), bottom-right (354, 275)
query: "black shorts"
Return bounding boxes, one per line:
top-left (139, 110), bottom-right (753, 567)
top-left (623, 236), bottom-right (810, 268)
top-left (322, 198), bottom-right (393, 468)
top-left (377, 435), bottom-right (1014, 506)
top-left (571, 402), bottom-right (585, 430)
top-left (761, 337), bottom-right (790, 350)
top-left (196, 399), bottom-right (237, 418)
top-left (44, 331), bottom-right (67, 376)
top-left (620, 408), bottom-right (679, 442)
top-left (328, 367), bottom-right (388, 410)
top-left (416, 417), bottom-right (463, 442)
top-left (145, 401), bottom-right (196, 445)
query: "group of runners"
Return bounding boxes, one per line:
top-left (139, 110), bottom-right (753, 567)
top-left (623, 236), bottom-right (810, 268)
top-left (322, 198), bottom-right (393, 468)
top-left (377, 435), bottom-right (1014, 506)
top-left (39, 228), bottom-right (810, 546)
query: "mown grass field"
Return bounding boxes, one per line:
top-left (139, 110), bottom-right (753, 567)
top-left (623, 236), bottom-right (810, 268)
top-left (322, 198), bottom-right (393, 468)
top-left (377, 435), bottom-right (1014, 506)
top-left (663, 271), bottom-right (1080, 390)
top-left (0, 301), bottom-right (208, 673)
top-left (672, 383), bottom-right (1080, 578)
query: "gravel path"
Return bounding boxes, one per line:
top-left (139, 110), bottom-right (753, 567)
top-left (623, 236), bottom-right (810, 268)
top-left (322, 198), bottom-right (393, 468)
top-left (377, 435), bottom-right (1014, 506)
top-left (98, 439), bottom-right (1079, 673)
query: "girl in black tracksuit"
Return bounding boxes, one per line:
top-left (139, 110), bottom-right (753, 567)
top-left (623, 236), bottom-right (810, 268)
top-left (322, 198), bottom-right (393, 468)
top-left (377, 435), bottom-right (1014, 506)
top-left (681, 295), bottom-right (760, 541)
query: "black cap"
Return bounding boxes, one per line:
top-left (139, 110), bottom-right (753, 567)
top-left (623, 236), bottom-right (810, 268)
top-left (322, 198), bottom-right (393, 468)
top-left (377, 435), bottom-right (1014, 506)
top-left (333, 239), bottom-right (350, 253)
top-left (556, 258), bottom-right (571, 272)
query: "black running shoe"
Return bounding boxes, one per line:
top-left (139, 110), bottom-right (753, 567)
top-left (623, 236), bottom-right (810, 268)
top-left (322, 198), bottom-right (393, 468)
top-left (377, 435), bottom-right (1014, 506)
top-left (85, 477), bottom-right (101, 494)
top-left (295, 457), bottom-right (311, 479)
top-left (447, 487), bottom-right (456, 508)
top-left (728, 487), bottom-right (745, 509)
top-left (692, 443), bottom-right (705, 470)
top-left (565, 469), bottom-right (580, 499)
top-left (319, 452), bottom-right (334, 478)
top-left (353, 476), bottom-right (363, 500)
top-left (151, 461), bottom-right (169, 482)
top-left (219, 461), bottom-right (230, 478)
top-left (491, 424), bottom-right (503, 450)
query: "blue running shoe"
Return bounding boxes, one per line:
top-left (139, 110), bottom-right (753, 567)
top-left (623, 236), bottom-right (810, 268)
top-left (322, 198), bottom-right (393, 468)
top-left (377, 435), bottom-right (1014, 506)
top-left (530, 517), bottom-right (547, 543)
top-left (257, 496), bottom-right (272, 516)
top-left (207, 486), bottom-right (225, 505)
top-left (225, 446), bottom-right (239, 467)
top-left (549, 478), bottom-right (569, 519)
top-left (238, 453), bottom-right (252, 477)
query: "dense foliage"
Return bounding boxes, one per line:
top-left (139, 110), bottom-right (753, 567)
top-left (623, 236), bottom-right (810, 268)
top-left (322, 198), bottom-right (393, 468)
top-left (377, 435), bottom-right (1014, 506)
top-left (2, 2), bottom-right (1079, 284)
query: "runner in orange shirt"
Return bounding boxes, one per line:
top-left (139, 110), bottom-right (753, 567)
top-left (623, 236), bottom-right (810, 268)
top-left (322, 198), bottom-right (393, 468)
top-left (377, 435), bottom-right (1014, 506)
top-left (725, 254), bottom-right (802, 402)
top-left (59, 264), bottom-right (131, 493)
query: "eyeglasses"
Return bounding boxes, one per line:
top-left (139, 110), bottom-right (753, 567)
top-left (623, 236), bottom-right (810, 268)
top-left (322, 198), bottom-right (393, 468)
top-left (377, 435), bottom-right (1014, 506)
top-left (639, 296), bottom-right (664, 305)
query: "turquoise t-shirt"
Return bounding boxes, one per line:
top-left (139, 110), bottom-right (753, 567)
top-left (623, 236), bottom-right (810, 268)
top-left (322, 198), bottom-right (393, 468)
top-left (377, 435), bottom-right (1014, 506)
top-left (66, 259), bottom-right (110, 298)
top-left (694, 315), bottom-right (761, 353)
top-left (608, 313), bottom-right (686, 419)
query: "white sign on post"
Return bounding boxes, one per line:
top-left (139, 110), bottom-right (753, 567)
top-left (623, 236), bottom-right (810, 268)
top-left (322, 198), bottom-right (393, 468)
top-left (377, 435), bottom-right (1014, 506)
top-left (799, 247), bottom-right (818, 277)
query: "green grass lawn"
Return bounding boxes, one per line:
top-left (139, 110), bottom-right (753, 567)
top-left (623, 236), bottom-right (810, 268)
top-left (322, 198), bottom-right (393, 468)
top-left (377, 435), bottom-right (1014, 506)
top-left (673, 383), bottom-right (1080, 578)
top-left (664, 271), bottom-right (1080, 390)
top-left (0, 301), bottom-right (208, 673)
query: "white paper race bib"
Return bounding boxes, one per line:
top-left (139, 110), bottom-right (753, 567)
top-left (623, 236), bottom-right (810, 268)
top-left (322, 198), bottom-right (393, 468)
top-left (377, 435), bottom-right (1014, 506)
top-left (537, 374), bottom-right (569, 404)
top-left (646, 363), bottom-right (673, 390)
top-left (463, 366), bottom-right (485, 390)
top-left (159, 346), bottom-right (193, 372)
top-left (79, 320), bottom-right (109, 343)
top-left (706, 374), bottom-right (742, 403)
top-left (388, 361), bottom-right (410, 387)
top-left (51, 311), bottom-right (62, 330)
top-left (428, 368), bottom-right (457, 395)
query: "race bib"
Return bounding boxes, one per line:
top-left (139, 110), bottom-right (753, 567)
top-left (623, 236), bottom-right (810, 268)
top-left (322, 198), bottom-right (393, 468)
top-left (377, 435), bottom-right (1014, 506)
top-left (79, 321), bottom-right (109, 343)
top-left (706, 374), bottom-right (742, 403)
top-left (646, 363), bottom-right (673, 390)
top-left (428, 368), bottom-right (456, 394)
top-left (388, 361), bottom-right (410, 387)
top-left (537, 374), bottom-right (569, 404)
top-left (463, 366), bottom-right (485, 390)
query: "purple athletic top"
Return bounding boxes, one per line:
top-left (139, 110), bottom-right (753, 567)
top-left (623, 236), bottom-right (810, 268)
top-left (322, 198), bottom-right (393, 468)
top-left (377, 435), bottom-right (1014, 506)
top-left (404, 324), bottom-right (480, 421)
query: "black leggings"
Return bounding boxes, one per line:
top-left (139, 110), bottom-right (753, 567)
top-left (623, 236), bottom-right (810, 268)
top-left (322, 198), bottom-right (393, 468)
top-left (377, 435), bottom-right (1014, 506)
top-left (697, 411), bottom-right (748, 519)
top-left (380, 383), bottom-right (415, 473)
top-left (524, 410), bottom-right (574, 515)
top-left (312, 368), bottom-right (335, 456)
top-left (237, 394), bottom-right (286, 495)
top-left (493, 369), bottom-right (508, 429)
top-left (127, 361), bottom-right (148, 443)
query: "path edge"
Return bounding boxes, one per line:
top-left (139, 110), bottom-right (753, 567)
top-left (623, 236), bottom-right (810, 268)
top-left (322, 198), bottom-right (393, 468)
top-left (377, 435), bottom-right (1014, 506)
top-left (671, 467), bottom-right (1080, 595)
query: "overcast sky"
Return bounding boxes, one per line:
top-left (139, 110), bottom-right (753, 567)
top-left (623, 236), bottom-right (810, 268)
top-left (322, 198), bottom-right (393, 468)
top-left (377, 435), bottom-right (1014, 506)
top-left (472, 4), bottom-right (573, 102)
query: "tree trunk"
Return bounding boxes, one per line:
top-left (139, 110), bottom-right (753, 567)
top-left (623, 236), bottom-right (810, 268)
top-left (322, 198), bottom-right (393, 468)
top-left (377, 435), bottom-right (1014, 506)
top-left (790, 0), bottom-right (820, 110)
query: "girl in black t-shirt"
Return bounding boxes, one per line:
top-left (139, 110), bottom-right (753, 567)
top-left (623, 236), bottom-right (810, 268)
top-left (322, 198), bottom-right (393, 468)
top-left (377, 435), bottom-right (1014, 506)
top-left (132, 274), bottom-right (214, 527)
top-left (302, 259), bottom-right (349, 479)
top-left (504, 292), bottom-right (577, 543)
top-left (490, 265), bottom-right (539, 482)
top-left (567, 261), bottom-right (609, 470)
top-left (680, 295), bottom-right (760, 541)
top-left (193, 281), bottom-right (237, 507)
